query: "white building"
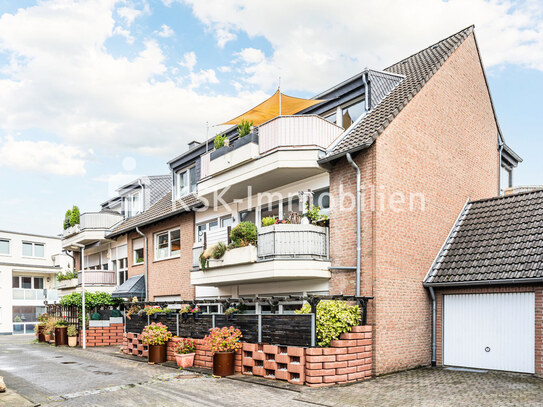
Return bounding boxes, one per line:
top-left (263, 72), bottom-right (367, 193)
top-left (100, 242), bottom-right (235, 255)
top-left (0, 230), bottom-right (71, 335)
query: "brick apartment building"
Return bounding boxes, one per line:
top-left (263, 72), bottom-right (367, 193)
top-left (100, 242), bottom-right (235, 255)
top-left (63, 26), bottom-right (528, 376)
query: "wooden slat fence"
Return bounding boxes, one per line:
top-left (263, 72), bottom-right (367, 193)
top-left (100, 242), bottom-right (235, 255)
top-left (45, 304), bottom-right (81, 331)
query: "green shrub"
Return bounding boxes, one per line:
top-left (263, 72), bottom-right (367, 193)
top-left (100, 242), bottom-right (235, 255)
top-left (261, 217), bottom-right (276, 227)
top-left (67, 325), bottom-right (77, 337)
top-left (229, 222), bottom-right (257, 247)
top-left (60, 291), bottom-right (124, 310)
top-left (212, 242), bottom-right (227, 259)
top-left (237, 119), bottom-right (253, 138)
top-left (57, 270), bottom-right (78, 281)
top-left (296, 300), bottom-right (361, 347)
top-left (63, 210), bottom-right (72, 230)
top-left (214, 133), bottom-right (227, 149)
top-left (69, 205), bottom-right (80, 227)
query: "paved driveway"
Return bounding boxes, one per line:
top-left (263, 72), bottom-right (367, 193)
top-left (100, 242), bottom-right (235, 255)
top-left (1, 336), bottom-right (542, 406)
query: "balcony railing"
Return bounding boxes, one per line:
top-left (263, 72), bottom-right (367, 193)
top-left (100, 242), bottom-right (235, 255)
top-left (12, 288), bottom-right (58, 302)
top-left (78, 270), bottom-right (117, 286)
top-left (199, 115), bottom-right (343, 179)
top-left (192, 224), bottom-right (329, 268)
top-left (63, 212), bottom-right (123, 237)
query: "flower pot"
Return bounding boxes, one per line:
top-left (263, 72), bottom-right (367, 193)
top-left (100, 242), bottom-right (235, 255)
top-left (44, 334), bottom-right (51, 343)
top-left (175, 353), bottom-right (195, 368)
top-left (148, 344), bottom-right (167, 364)
top-left (37, 325), bottom-right (45, 342)
top-left (55, 326), bottom-right (68, 346)
top-left (213, 351), bottom-right (235, 376)
top-left (68, 337), bottom-right (77, 347)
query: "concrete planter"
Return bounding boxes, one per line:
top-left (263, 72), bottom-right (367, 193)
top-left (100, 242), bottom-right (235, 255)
top-left (208, 245), bottom-right (257, 268)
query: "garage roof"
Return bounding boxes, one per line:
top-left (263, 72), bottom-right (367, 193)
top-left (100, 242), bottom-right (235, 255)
top-left (424, 189), bottom-right (543, 286)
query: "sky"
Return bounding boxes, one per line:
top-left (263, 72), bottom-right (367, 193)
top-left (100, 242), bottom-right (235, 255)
top-left (0, 0), bottom-right (542, 236)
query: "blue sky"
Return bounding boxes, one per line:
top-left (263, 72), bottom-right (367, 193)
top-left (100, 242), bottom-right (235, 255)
top-left (0, 0), bottom-right (541, 236)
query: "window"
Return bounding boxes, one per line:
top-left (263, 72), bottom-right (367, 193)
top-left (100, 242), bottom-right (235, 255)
top-left (176, 166), bottom-right (197, 198)
top-left (260, 202), bottom-right (279, 220)
top-left (12, 277), bottom-right (19, 288)
top-left (126, 190), bottom-right (142, 218)
top-left (341, 100), bottom-right (365, 129)
top-left (0, 239), bottom-right (10, 255)
top-left (133, 238), bottom-right (144, 265)
top-left (33, 278), bottom-right (43, 290)
top-left (22, 242), bottom-right (45, 258)
top-left (324, 111), bottom-right (336, 124)
top-left (155, 229), bottom-right (181, 260)
top-left (239, 209), bottom-right (256, 224)
top-left (221, 216), bottom-right (234, 228)
top-left (114, 258), bottom-right (128, 285)
top-left (282, 197), bottom-right (300, 219)
top-left (21, 277), bottom-right (32, 289)
top-left (313, 188), bottom-right (330, 210)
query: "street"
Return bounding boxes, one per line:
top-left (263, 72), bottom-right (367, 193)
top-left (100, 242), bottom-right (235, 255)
top-left (1, 336), bottom-right (542, 406)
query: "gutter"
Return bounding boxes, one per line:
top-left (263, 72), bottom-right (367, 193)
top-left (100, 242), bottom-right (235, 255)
top-left (424, 277), bottom-right (543, 288)
top-left (135, 227), bottom-right (149, 301)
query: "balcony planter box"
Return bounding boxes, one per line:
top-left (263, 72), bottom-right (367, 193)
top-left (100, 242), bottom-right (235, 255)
top-left (208, 245), bottom-right (257, 269)
top-left (210, 133), bottom-right (258, 160)
top-left (58, 278), bottom-right (78, 289)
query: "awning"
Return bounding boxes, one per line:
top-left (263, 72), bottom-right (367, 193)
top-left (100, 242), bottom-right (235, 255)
top-left (112, 274), bottom-right (145, 298)
top-left (220, 90), bottom-right (326, 126)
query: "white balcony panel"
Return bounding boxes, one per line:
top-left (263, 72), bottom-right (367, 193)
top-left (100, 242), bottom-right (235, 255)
top-left (200, 152), bottom-right (211, 179)
top-left (258, 224), bottom-right (329, 259)
top-left (80, 212), bottom-right (123, 229)
top-left (259, 115), bottom-right (343, 154)
top-left (78, 270), bottom-right (117, 286)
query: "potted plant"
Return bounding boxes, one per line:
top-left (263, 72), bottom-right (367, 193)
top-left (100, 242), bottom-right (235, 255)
top-left (224, 307), bottom-right (239, 321)
top-left (67, 325), bottom-right (78, 347)
top-left (55, 316), bottom-right (69, 346)
top-left (44, 316), bottom-right (57, 343)
top-left (142, 322), bottom-right (172, 364)
top-left (191, 306), bottom-right (201, 320)
top-left (203, 326), bottom-right (242, 377)
top-left (172, 338), bottom-right (196, 368)
top-left (179, 305), bottom-right (191, 321)
top-left (35, 313), bottom-right (49, 342)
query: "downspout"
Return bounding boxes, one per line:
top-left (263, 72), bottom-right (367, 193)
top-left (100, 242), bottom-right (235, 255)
top-left (498, 135), bottom-right (504, 195)
top-left (62, 250), bottom-right (75, 271)
top-left (346, 153), bottom-right (361, 297)
top-left (135, 227), bottom-right (148, 301)
top-left (429, 286), bottom-right (436, 366)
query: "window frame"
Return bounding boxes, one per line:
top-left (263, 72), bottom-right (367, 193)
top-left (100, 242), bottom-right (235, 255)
top-left (126, 189), bottom-right (143, 218)
top-left (133, 248), bottom-right (144, 265)
top-left (175, 165), bottom-right (197, 199)
top-left (0, 238), bottom-right (10, 256)
top-left (154, 228), bottom-right (181, 261)
top-left (21, 241), bottom-right (45, 258)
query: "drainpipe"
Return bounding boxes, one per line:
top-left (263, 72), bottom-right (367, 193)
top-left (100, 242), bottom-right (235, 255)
top-left (429, 286), bottom-right (436, 366)
top-left (135, 227), bottom-right (148, 301)
top-left (346, 153), bottom-right (361, 297)
top-left (498, 136), bottom-right (504, 195)
top-left (62, 250), bottom-right (75, 271)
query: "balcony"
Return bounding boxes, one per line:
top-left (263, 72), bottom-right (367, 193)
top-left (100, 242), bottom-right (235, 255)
top-left (62, 211), bottom-right (123, 249)
top-left (78, 270), bottom-right (117, 286)
top-left (191, 224), bottom-right (331, 286)
top-left (12, 288), bottom-right (59, 303)
top-left (198, 115), bottom-right (343, 201)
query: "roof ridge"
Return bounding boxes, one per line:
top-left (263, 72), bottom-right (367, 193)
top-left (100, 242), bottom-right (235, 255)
top-left (470, 188), bottom-right (543, 205)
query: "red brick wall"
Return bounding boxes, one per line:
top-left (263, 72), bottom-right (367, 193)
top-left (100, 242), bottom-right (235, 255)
top-left (329, 33), bottom-right (500, 375)
top-left (434, 285), bottom-right (543, 377)
top-left (123, 325), bottom-right (372, 387)
top-left (126, 212), bottom-right (195, 301)
top-left (79, 323), bottom-right (124, 347)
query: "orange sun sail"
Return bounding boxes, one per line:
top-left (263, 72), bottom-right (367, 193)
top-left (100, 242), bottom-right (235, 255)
top-left (220, 90), bottom-right (326, 126)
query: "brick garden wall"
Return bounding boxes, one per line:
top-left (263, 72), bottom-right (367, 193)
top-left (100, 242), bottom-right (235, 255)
top-left (328, 33), bottom-right (500, 375)
top-left (126, 212), bottom-right (195, 301)
top-left (78, 323), bottom-right (124, 347)
top-left (122, 325), bottom-right (372, 387)
top-left (434, 285), bottom-right (543, 377)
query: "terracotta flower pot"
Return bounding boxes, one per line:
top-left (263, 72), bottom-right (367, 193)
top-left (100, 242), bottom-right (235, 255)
top-left (54, 326), bottom-right (68, 346)
top-left (175, 353), bottom-right (195, 368)
top-left (44, 334), bottom-right (51, 343)
top-left (148, 344), bottom-right (167, 364)
top-left (68, 337), bottom-right (77, 347)
top-left (213, 351), bottom-right (235, 376)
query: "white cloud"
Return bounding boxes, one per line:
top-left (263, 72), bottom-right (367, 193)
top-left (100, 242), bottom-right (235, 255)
top-left (0, 136), bottom-right (89, 176)
top-left (113, 25), bottom-right (135, 44)
top-left (117, 6), bottom-right (142, 26)
top-left (183, 0), bottom-right (543, 92)
top-left (0, 0), bottom-right (264, 156)
top-left (179, 51), bottom-right (197, 71)
top-left (216, 27), bottom-right (236, 48)
top-left (157, 24), bottom-right (174, 38)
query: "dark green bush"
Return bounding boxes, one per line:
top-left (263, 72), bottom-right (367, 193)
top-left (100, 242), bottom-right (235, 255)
top-left (229, 222), bottom-right (257, 247)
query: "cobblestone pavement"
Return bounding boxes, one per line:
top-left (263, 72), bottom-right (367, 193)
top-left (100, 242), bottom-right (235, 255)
top-left (1, 336), bottom-right (542, 406)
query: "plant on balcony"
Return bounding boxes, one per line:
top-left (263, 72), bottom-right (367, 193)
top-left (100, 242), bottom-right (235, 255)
top-left (214, 133), bottom-right (228, 150)
top-left (57, 270), bottom-right (78, 281)
top-left (63, 209), bottom-right (72, 230)
top-left (229, 222), bottom-right (257, 248)
top-left (261, 216), bottom-right (276, 227)
top-left (69, 205), bottom-right (80, 227)
top-left (237, 119), bottom-right (253, 138)
top-left (296, 300), bottom-right (361, 347)
top-left (304, 203), bottom-right (329, 226)
top-left (211, 242), bottom-right (227, 259)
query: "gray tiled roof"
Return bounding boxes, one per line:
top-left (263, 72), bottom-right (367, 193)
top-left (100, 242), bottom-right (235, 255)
top-left (424, 189), bottom-right (543, 286)
top-left (107, 192), bottom-right (200, 238)
top-left (322, 26), bottom-right (474, 161)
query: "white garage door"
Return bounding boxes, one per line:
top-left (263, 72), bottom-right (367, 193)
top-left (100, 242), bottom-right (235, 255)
top-left (443, 293), bottom-right (534, 373)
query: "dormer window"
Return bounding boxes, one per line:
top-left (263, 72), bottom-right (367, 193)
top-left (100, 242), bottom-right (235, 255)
top-left (126, 190), bottom-right (142, 218)
top-left (176, 165), bottom-right (197, 199)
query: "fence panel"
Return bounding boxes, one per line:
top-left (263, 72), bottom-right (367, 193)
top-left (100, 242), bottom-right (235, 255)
top-left (45, 304), bottom-right (80, 331)
top-left (261, 315), bottom-right (313, 347)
